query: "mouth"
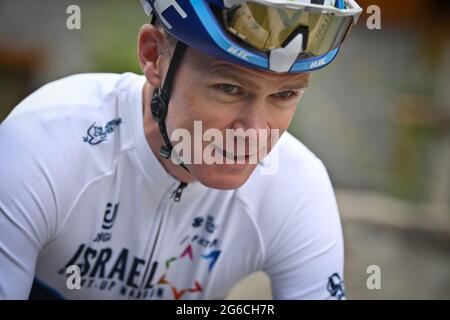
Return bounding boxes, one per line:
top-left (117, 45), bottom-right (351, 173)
top-left (213, 145), bottom-right (253, 163)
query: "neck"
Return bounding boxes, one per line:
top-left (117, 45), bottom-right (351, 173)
top-left (141, 81), bottom-right (195, 184)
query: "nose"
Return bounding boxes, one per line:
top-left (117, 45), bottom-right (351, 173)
top-left (228, 99), bottom-right (270, 155)
top-left (232, 98), bottom-right (269, 133)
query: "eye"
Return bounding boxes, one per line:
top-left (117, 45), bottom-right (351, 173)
top-left (272, 90), bottom-right (299, 99)
top-left (217, 84), bottom-right (240, 95)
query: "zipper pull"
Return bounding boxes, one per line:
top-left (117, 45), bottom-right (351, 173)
top-left (172, 182), bottom-right (187, 202)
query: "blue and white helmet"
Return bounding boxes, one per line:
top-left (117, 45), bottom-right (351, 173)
top-left (141, 0), bottom-right (362, 73)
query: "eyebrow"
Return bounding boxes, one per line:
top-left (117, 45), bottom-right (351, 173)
top-left (277, 73), bottom-right (310, 91)
top-left (209, 65), bottom-right (261, 90)
top-left (279, 80), bottom-right (310, 91)
top-left (208, 63), bottom-right (310, 92)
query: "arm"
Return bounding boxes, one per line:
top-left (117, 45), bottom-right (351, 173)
top-left (0, 117), bottom-right (58, 299)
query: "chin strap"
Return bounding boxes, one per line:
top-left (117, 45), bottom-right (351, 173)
top-left (150, 41), bottom-right (190, 172)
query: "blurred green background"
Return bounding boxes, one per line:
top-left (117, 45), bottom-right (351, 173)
top-left (0, 0), bottom-right (449, 299)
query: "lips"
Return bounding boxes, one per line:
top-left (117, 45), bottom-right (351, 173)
top-left (213, 145), bottom-right (253, 162)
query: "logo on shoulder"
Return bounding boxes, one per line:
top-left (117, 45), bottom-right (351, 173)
top-left (327, 273), bottom-right (346, 300)
top-left (83, 118), bottom-right (122, 146)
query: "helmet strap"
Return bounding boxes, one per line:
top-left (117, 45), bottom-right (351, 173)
top-left (150, 41), bottom-right (190, 172)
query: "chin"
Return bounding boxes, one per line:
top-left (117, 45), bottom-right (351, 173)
top-left (189, 163), bottom-right (258, 190)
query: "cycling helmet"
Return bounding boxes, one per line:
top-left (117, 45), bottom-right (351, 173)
top-left (141, 0), bottom-right (362, 73)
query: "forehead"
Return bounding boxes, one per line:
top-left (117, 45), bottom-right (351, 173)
top-left (182, 47), bottom-right (310, 89)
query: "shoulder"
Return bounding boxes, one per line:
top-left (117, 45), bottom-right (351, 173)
top-left (235, 131), bottom-right (341, 251)
top-left (7, 73), bottom-right (123, 119)
top-left (1, 72), bottom-right (139, 171)
top-left (0, 73), bottom-right (140, 240)
top-left (2, 72), bottom-right (143, 152)
top-left (237, 131), bottom-right (334, 213)
top-left (235, 134), bottom-right (344, 299)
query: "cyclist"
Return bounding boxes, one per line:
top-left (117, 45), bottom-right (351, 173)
top-left (0, 0), bottom-right (361, 299)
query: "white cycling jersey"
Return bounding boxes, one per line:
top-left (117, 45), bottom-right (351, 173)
top-left (0, 73), bottom-right (345, 300)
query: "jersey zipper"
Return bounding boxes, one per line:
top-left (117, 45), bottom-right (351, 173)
top-left (171, 182), bottom-right (187, 202)
top-left (138, 181), bottom-right (188, 297)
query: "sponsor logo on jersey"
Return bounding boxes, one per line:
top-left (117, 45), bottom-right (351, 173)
top-left (93, 203), bottom-right (120, 243)
top-left (327, 273), bottom-right (346, 300)
top-left (59, 245), bottom-right (165, 299)
top-left (59, 215), bottom-right (222, 299)
top-left (83, 118), bottom-right (122, 146)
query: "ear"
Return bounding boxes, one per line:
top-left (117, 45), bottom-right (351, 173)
top-left (138, 24), bottom-right (166, 88)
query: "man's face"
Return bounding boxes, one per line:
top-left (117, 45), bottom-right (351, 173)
top-left (163, 47), bottom-right (310, 190)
